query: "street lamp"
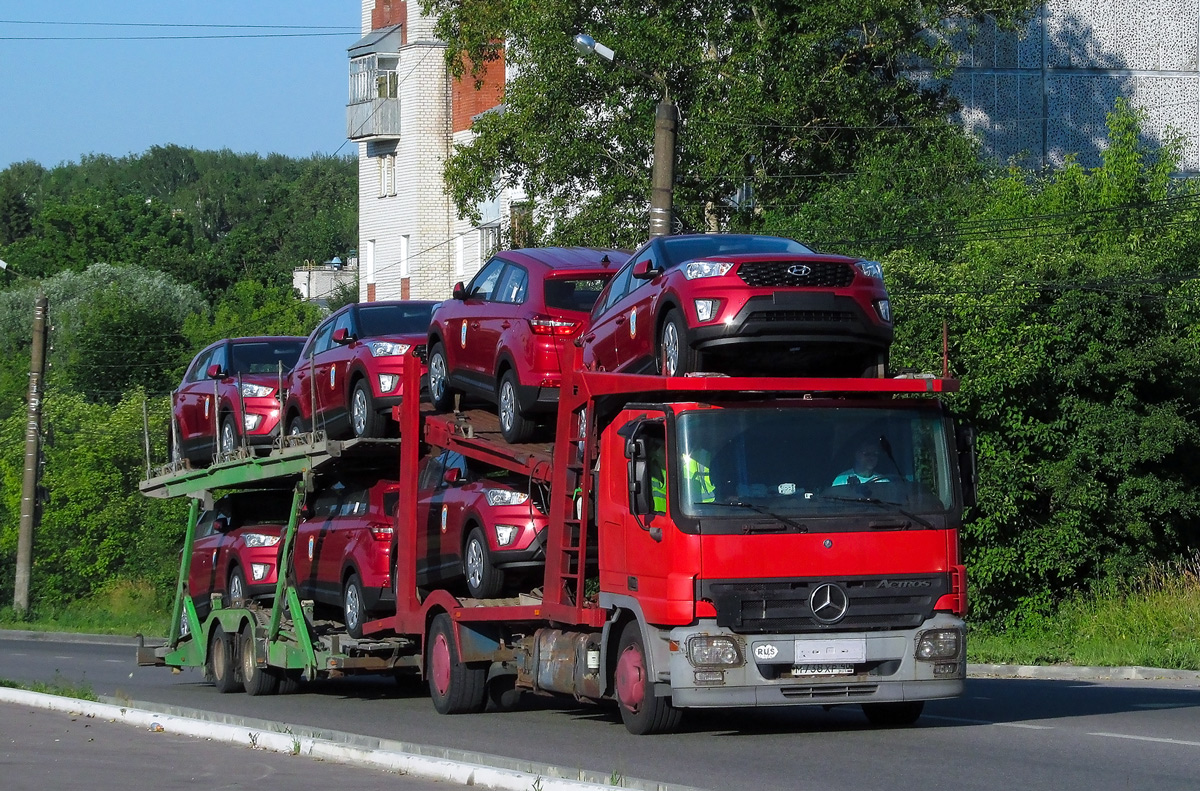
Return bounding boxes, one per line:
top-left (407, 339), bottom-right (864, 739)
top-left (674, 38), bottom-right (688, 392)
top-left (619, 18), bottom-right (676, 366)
top-left (574, 33), bottom-right (677, 238)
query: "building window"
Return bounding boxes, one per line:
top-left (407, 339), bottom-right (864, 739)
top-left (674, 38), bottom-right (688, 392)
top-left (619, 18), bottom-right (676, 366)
top-left (378, 155), bottom-right (396, 198)
top-left (479, 224), bottom-right (500, 260)
top-left (510, 202), bottom-right (533, 248)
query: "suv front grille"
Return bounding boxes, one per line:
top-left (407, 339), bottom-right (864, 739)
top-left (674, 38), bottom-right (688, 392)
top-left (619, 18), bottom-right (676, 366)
top-left (738, 260), bottom-right (856, 289)
top-left (703, 574), bottom-right (948, 634)
top-left (746, 310), bottom-right (857, 324)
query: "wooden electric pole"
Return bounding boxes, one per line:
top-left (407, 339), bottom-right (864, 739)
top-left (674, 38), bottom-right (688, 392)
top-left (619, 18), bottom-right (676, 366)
top-left (14, 293), bottom-right (48, 616)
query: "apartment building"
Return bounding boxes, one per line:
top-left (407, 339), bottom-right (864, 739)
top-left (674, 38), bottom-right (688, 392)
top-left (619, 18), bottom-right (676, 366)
top-left (347, 0), bottom-right (519, 303)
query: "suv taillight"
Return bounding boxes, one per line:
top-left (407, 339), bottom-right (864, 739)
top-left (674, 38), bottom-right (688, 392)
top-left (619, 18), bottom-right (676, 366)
top-left (528, 316), bottom-right (579, 336)
top-left (369, 522), bottom-right (394, 541)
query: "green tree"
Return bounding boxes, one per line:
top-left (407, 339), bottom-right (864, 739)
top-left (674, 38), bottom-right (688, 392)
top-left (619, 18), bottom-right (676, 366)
top-left (182, 279), bottom-right (324, 362)
top-left (422, 0), bottom-right (1032, 246)
top-left (882, 100), bottom-right (1200, 622)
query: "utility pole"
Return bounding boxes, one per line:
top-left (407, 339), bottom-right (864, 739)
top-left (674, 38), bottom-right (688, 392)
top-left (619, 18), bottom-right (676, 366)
top-left (15, 293), bottom-right (48, 615)
top-left (649, 100), bottom-right (677, 238)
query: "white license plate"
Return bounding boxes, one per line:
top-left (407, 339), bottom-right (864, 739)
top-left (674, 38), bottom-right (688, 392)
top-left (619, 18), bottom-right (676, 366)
top-left (792, 663), bottom-right (855, 676)
top-left (795, 638), bottom-right (866, 663)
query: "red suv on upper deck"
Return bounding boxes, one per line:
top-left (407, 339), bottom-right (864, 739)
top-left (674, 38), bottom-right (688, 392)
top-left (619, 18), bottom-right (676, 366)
top-left (283, 300), bottom-right (438, 440)
top-left (426, 247), bottom-right (626, 442)
top-left (580, 234), bottom-right (892, 378)
top-left (171, 336), bottom-right (305, 465)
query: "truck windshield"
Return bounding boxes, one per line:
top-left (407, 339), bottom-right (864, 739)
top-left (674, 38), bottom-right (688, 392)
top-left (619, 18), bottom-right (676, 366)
top-left (675, 404), bottom-right (956, 520)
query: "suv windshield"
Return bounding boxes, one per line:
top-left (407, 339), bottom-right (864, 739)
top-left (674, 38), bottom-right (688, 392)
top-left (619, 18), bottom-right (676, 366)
top-left (358, 303), bottom-right (434, 336)
top-left (675, 404), bottom-right (956, 521)
top-left (660, 235), bottom-right (813, 268)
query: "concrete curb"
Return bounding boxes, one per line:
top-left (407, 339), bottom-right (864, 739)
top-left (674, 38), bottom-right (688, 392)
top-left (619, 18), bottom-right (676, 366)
top-left (0, 688), bottom-right (705, 791)
top-left (967, 663), bottom-right (1200, 682)
top-left (0, 629), bottom-right (144, 646)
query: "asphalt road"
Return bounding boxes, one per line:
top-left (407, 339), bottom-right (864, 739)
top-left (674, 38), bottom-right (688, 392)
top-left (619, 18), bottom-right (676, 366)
top-left (2, 633), bottom-right (1199, 791)
top-left (0, 701), bottom-right (453, 791)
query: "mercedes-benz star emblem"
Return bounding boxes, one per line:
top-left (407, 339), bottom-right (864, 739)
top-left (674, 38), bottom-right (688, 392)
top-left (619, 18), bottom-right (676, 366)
top-left (809, 583), bottom-right (849, 624)
top-left (787, 264), bottom-right (812, 277)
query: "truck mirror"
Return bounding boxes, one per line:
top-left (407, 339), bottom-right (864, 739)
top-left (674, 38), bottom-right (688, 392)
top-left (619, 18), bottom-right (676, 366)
top-left (956, 423), bottom-right (978, 509)
top-left (628, 454), bottom-right (654, 516)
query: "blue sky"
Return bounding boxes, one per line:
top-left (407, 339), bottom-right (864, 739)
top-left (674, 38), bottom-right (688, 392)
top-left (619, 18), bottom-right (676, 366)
top-left (0, 2), bottom-right (362, 169)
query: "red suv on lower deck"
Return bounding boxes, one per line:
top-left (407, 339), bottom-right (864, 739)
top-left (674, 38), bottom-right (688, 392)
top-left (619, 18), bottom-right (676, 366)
top-left (426, 247), bottom-right (626, 442)
top-left (189, 489), bottom-right (294, 619)
top-left (416, 449), bottom-right (549, 598)
top-left (172, 337), bottom-right (305, 465)
top-left (283, 300), bottom-right (437, 440)
top-left (293, 476), bottom-right (400, 638)
top-left (581, 234), bottom-right (893, 378)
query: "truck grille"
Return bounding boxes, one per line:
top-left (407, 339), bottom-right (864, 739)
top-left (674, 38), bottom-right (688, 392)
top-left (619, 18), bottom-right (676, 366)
top-left (738, 260), bottom-right (856, 289)
top-left (703, 574), bottom-right (949, 634)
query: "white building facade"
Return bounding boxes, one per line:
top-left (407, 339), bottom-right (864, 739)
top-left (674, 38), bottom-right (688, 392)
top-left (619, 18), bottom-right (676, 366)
top-left (349, 0), bottom-right (520, 303)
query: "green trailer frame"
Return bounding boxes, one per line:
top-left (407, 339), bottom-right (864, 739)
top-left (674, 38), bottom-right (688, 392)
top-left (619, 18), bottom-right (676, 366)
top-left (137, 436), bottom-right (421, 686)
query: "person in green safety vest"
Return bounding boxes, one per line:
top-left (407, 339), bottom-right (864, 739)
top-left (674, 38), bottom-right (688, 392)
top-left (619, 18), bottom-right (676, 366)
top-left (681, 450), bottom-right (715, 504)
top-left (647, 435), bottom-right (667, 514)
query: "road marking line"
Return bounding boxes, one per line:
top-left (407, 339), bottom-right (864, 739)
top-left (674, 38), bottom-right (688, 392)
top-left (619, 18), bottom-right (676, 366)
top-left (925, 715), bottom-right (1053, 730)
top-left (1090, 732), bottom-right (1200, 748)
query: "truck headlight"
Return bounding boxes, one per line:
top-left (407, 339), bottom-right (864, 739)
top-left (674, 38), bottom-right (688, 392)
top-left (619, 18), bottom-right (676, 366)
top-left (916, 628), bottom-right (961, 661)
top-left (687, 636), bottom-right (743, 667)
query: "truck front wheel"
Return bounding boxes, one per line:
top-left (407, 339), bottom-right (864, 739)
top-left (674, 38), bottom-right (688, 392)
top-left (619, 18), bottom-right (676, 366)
top-left (426, 613), bottom-right (486, 714)
top-left (614, 621), bottom-right (682, 735)
top-left (240, 623), bottom-right (280, 696)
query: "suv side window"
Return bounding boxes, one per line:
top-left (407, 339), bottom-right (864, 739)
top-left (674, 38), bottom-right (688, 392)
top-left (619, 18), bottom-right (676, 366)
top-left (597, 263), bottom-right (635, 316)
top-left (417, 455), bottom-right (445, 490)
top-left (493, 265), bottom-right (528, 304)
top-left (312, 482), bottom-right (348, 518)
top-left (467, 257), bottom-right (506, 300)
top-left (208, 345), bottom-right (229, 377)
top-left (331, 311), bottom-right (354, 344)
top-left (187, 348), bottom-right (215, 382)
top-left (627, 248), bottom-right (662, 297)
top-left (309, 319), bottom-right (336, 358)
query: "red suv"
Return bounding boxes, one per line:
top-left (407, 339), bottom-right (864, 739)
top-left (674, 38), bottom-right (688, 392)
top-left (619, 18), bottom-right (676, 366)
top-left (283, 300), bottom-right (437, 440)
top-left (188, 489), bottom-right (293, 620)
top-left (416, 449), bottom-right (549, 598)
top-left (426, 247), bottom-right (625, 442)
top-left (580, 234), bottom-right (892, 378)
top-left (293, 476), bottom-right (400, 637)
top-left (172, 336), bottom-right (305, 465)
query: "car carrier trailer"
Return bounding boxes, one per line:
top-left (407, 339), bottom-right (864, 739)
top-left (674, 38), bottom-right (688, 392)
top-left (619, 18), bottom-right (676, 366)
top-left (140, 347), bottom-right (975, 734)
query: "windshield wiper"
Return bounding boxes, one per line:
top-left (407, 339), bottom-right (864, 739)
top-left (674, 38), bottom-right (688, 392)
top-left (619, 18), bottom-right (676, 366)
top-left (815, 494), bottom-right (936, 530)
top-left (705, 500), bottom-right (808, 533)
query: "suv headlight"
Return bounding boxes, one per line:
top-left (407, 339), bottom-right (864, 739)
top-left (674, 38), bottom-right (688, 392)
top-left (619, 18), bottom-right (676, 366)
top-left (856, 260), bottom-right (884, 280)
top-left (240, 383), bottom-right (273, 398)
top-left (684, 261), bottom-right (734, 280)
top-left (687, 636), bottom-right (743, 667)
top-left (484, 489), bottom-right (529, 507)
top-left (916, 628), bottom-right (962, 661)
top-left (368, 341), bottom-right (411, 357)
top-left (242, 533), bottom-right (281, 548)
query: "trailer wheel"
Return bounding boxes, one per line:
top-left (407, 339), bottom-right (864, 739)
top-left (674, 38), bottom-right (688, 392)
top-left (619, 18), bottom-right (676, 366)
top-left (239, 623), bottom-right (280, 696)
top-left (209, 623), bottom-right (242, 693)
top-left (426, 613), bottom-right (486, 714)
top-left (274, 669), bottom-right (303, 695)
top-left (486, 675), bottom-right (522, 712)
top-left (861, 701), bottom-right (924, 727)
top-left (615, 621), bottom-right (682, 735)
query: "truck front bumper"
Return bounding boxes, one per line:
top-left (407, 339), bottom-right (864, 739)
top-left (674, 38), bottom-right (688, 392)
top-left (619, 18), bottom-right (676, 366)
top-left (666, 613), bottom-right (965, 709)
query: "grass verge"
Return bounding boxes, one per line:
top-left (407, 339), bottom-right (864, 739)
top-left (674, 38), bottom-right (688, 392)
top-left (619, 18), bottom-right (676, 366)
top-left (0, 674), bottom-right (99, 701)
top-left (968, 558), bottom-right (1200, 670)
top-left (0, 579), bottom-right (170, 638)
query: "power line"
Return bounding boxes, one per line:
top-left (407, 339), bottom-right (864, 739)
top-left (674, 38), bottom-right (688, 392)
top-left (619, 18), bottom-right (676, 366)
top-left (0, 33), bottom-right (355, 41)
top-left (0, 20), bottom-right (356, 30)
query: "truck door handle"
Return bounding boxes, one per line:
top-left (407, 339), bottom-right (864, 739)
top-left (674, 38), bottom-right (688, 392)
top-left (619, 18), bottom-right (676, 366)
top-left (500, 321), bottom-right (511, 329)
top-left (615, 316), bottom-right (627, 325)
top-left (471, 322), bottom-right (481, 329)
